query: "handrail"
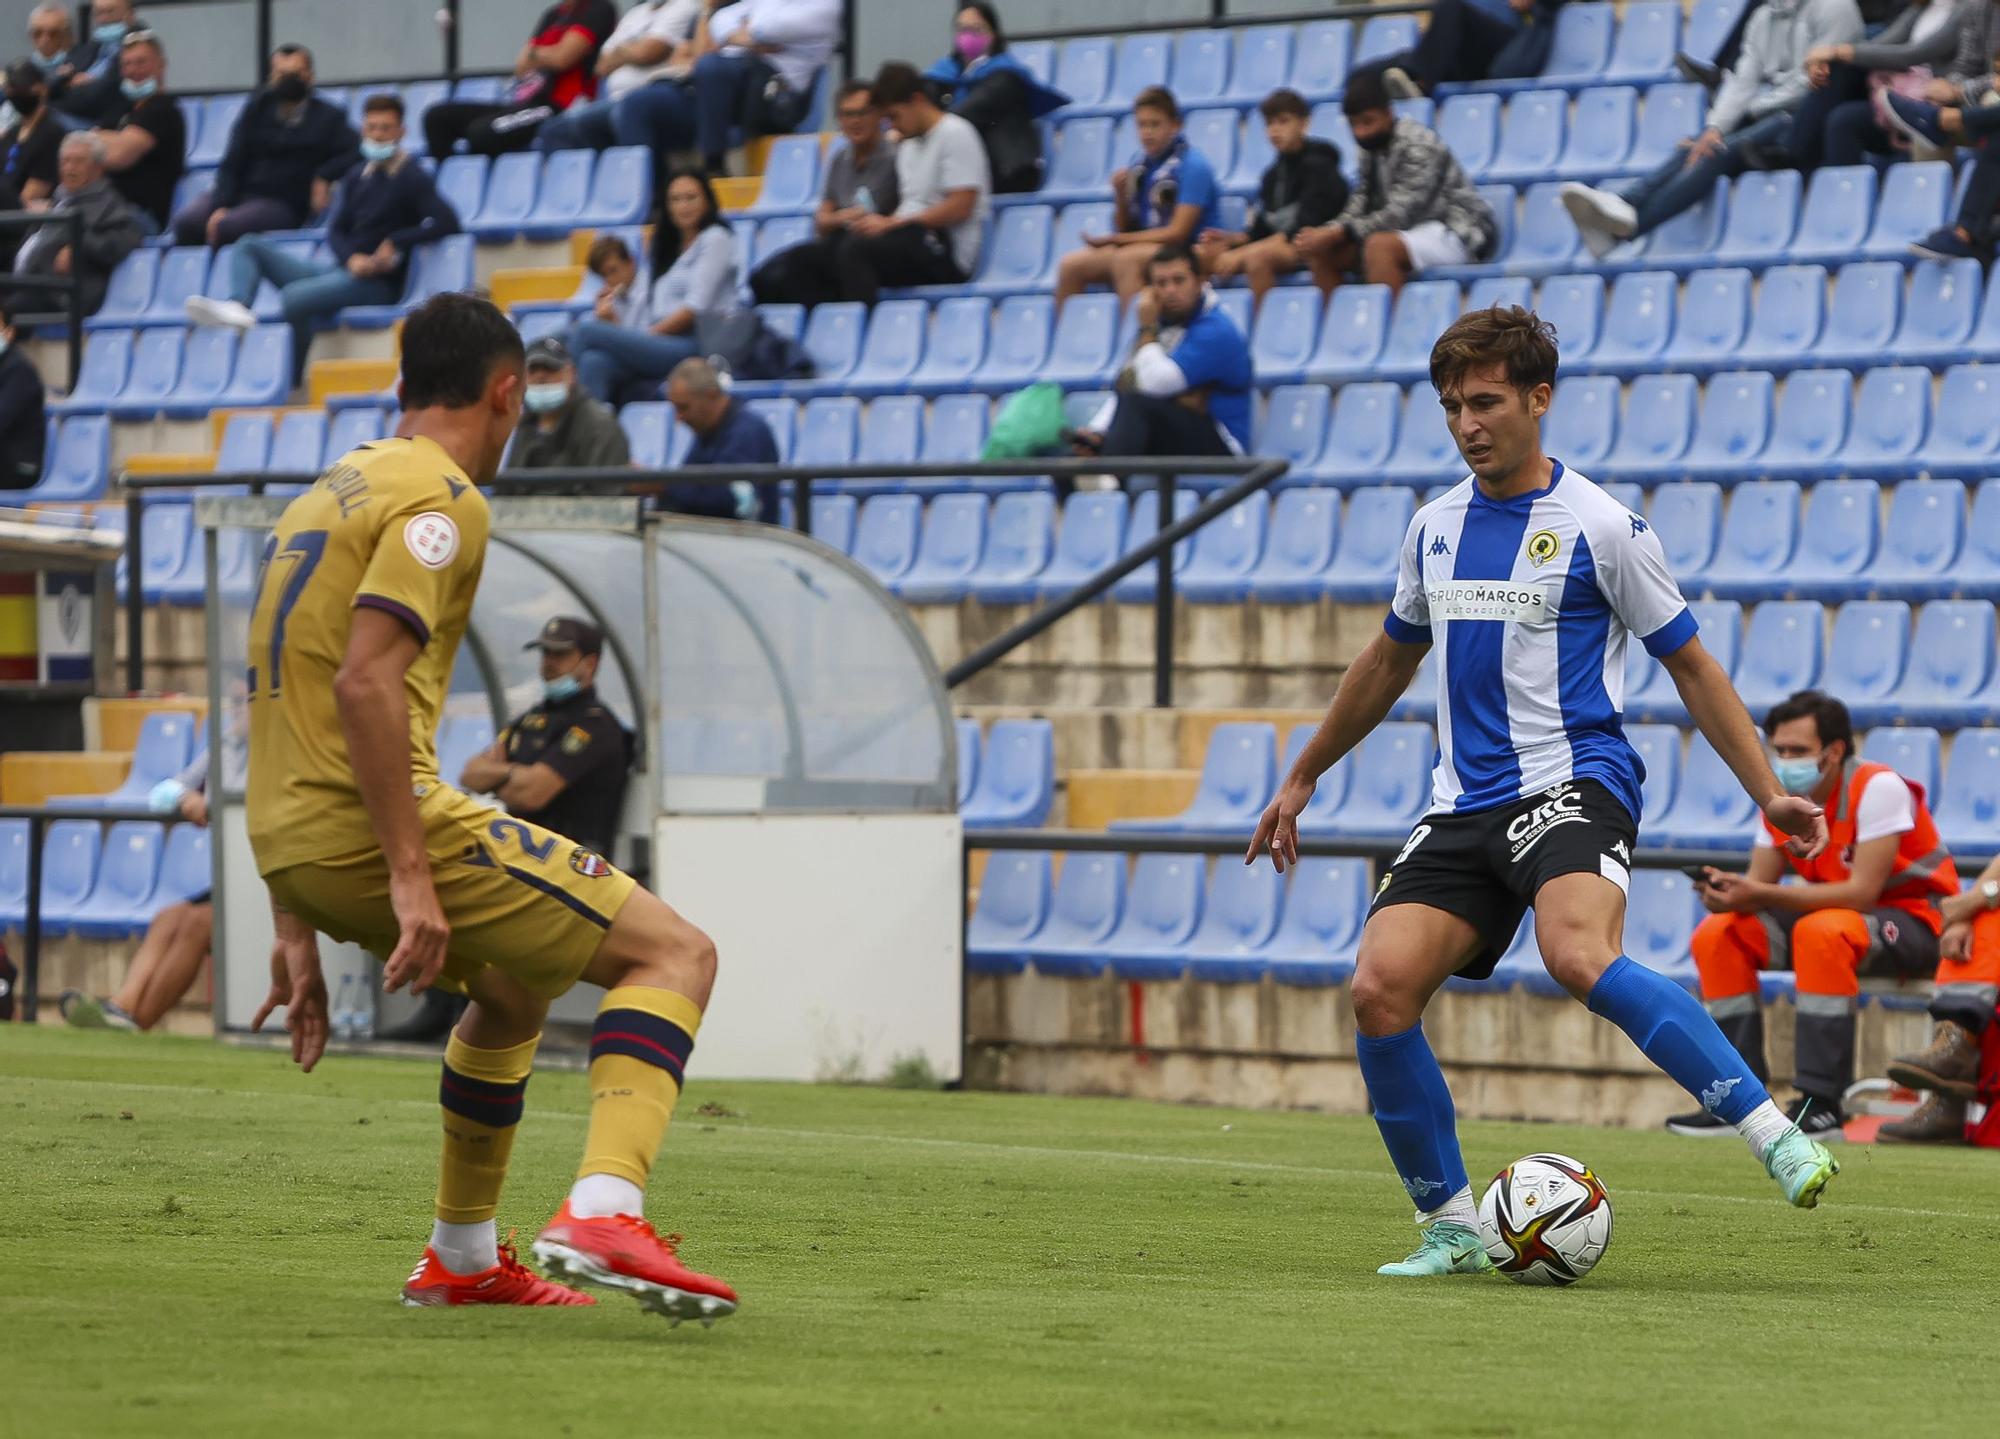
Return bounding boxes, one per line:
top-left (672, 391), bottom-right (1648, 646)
top-left (1, 209), bottom-right (85, 391)
top-left (963, 828), bottom-right (1760, 869)
top-left (1010, 1), bottom-right (1432, 43)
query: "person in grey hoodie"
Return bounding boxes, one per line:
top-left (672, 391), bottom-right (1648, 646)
top-left (9, 129), bottom-right (141, 316)
top-left (1559, 0), bottom-right (1863, 256)
top-left (1790, 0), bottom-right (2000, 170)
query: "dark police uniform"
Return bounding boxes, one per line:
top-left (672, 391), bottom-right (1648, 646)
top-left (502, 616), bottom-right (633, 855)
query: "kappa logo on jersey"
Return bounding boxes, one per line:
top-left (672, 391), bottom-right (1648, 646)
top-left (1630, 514), bottom-right (1649, 537)
top-left (1526, 529), bottom-right (1562, 568)
top-left (569, 847), bottom-right (612, 878)
top-left (404, 511), bottom-right (460, 569)
top-left (1506, 785), bottom-right (1586, 861)
top-left (1611, 839), bottom-right (1631, 864)
top-left (1428, 534), bottom-right (1452, 557)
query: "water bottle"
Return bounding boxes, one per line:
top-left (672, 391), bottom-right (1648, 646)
top-left (330, 973), bottom-right (354, 1040)
top-left (350, 976), bottom-right (375, 1042)
top-left (854, 183), bottom-right (874, 215)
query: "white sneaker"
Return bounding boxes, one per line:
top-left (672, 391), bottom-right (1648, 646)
top-left (185, 295), bottom-right (256, 331)
top-left (1559, 182), bottom-right (1637, 260)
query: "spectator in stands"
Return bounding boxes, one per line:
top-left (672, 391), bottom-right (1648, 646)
top-left (57, 748), bottom-right (213, 1034)
top-left (662, 355), bottom-right (779, 521)
top-left (578, 230), bottom-right (650, 324)
top-left (1883, 69), bottom-right (2000, 260)
top-left (1877, 850), bottom-right (2000, 1142)
top-left (170, 45), bottom-right (358, 248)
top-left (1, 59), bottom-right (64, 213)
top-left (1368, 0), bottom-right (1571, 99)
top-left (1560, 0), bottom-right (1864, 259)
top-left (1193, 89), bottom-right (1347, 306)
top-left (686, 0), bottom-right (843, 175)
top-left (924, 2), bottom-right (1069, 195)
top-left (1054, 85), bottom-right (1219, 309)
top-left (11, 131), bottom-right (141, 317)
top-left (566, 168), bottom-right (738, 403)
top-left (21, 4), bottom-right (75, 90)
top-left (1667, 691), bottom-right (1955, 1141)
top-left (87, 28), bottom-right (185, 236)
top-left (1292, 72), bottom-right (1497, 298)
top-left (746, 78), bottom-right (899, 308)
top-left (50, 0), bottom-right (132, 125)
top-left (186, 93), bottom-right (458, 384)
top-left (827, 61), bottom-right (990, 305)
top-left (1789, 0), bottom-right (2000, 172)
top-left (0, 301), bottom-right (47, 489)
top-left (507, 336), bottom-right (632, 469)
top-left (423, 0), bottom-right (619, 157)
top-left (532, 0), bottom-right (703, 154)
top-left (1069, 243), bottom-right (1251, 481)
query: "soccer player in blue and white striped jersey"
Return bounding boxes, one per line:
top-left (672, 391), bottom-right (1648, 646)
top-left (1248, 307), bottom-right (1842, 1276)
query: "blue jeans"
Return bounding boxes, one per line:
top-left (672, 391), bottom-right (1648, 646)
top-left (535, 97), bottom-right (619, 153)
top-left (611, 79), bottom-right (697, 151)
top-left (566, 318), bottom-right (700, 402)
top-left (692, 51), bottom-right (754, 162)
top-left (230, 234), bottom-right (397, 380)
top-left (1612, 111), bottom-right (1794, 237)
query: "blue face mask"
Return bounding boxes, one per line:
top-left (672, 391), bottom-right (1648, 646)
top-left (543, 673), bottom-right (583, 703)
top-left (93, 22), bottom-right (127, 45)
top-left (359, 138), bottom-right (397, 164)
top-left (120, 76), bottom-right (157, 101)
top-left (31, 51), bottom-right (66, 74)
top-left (1773, 756), bottom-right (1824, 796)
top-left (524, 382), bottom-right (569, 414)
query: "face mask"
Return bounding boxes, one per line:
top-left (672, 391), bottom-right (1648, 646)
top-left (93, 22), bottom-right (127, 45)
top-left (524, 382), bottom-right (569, 414)
top-left (954, 30), bottom-right (992, 62)
top-left (543, 673), bottom-right (583, 703)
top-left (7, 91), bottom-right (39, 117)
top-left (1354, 123), bottom-right (1394, 152)
top-left (120, 77), bottom-right (156, 101)
top-left (1773, 756), bottom-right (1824, 797)
top-left (359, 137), bottom-right (397, 163)
top-left (148, 778), bottom-right (187, 813)
top-left (30, 53), bottom-right (64, 75)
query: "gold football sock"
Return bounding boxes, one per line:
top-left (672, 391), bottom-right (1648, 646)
top-left (435, 1032), bottom-right (539, 1224)
top-left (577, 986), bottom-right (702, 1187)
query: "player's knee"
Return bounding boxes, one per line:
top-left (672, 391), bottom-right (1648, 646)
top-left (1351, 964), bottom-right (1418, 1037)
top-left (1537, 930), bottom-right (1616, 999)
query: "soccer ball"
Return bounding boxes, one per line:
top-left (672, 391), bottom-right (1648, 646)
top-left (1477, 1152), bottom-right (1614, 1286)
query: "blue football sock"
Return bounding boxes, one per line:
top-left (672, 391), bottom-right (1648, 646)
top-left (1588, 955), bottom-right (1770, 1124)
top-left (1355, 1023), bottom-right (1470, 1209)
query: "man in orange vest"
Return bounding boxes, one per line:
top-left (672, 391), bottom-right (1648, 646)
top-left (1666, 692), bottom-right (1957, 1140)
top-left (1880, 849), bottom-right (2000, 1143)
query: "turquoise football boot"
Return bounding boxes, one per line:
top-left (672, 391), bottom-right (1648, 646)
top-left (1764, 1125), bottom-right (1840, 1208)
top-left (1377, 1221), bottom-right (1493, 1277)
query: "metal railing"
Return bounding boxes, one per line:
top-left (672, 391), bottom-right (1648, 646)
top-left (1, 209), bottom-right (85, 392)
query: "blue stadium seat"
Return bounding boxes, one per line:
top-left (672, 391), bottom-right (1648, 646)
top-left (1173, 29), bottom-right (1232, 103)
top-left (755, 303), bottom-right (805, 349)
top-left (1623, 866), bottom-right (1699, 985)
top-left (1382, 385), bottom-right (1456, 482)
top-left (577, 145), bottom-right (651, 228)
top-left (972, 206), bottom-right (1051, 295)
top-left (1682, 370), bottom-right (1774, 482)
top-left (190, 93), bottom-right (247, 169)
top-left (1734, 262), bottom-right (1825, 368)
top-left (1625, 174), bottom-right (1727, 269)
top-left (1322, 722), bottom-right (1433, 840)
top-left (1685, 0), bottom-right (1752, 63)
top-left (1042, 116), bottom-right (1115, 202)
top-left (1248, 288), bottom-right (1321, 386)
top-left (433, 154), bottom-right (488, 228)
top-left (398, 80), bottom-right (451, 155)
top-left (1647, 480), bottom-right (1723, 580)
top-left (214, 412), bottom-right (273, 474)
top-left (1965, 271), bottom-right (2000, 360)
top-left (1486, 89), bottom-right (1566, 183)
top-left (1355, 14), bottom-right (1421, 67)
top-left (123, 502), bottom-right (187, 608)
top-left (323, 405), bottom-right (391, 466)
top-left (1247, 856), bottom-right (1363, 987)
top-left (1289, 19), bottom-right (1353, 99)
top-left (1225, 109), bottom-right (1275, 193)
top-left (1784, 478), bottom-right (1880, 597)
top-left (1538, 3), bottom-right (1617, 85)
top-left (1115, 721), bottom-right (1278, 838)
top-left (1602, 372), bottom-right (1696, 481)
top-left (969, 491), bottom-right (1056, 603)
top-left (1035, 491), bottom-right (1129, 601)
top-left (1923, 365), bottom-right (2000, 474)
top-left (1789, 165), bottom-right (1877, 265)
top-left (1625, 723), bottom-right (1682, 820)
top-left (98, 710), bottom-right (198, 808)
top-left (957, 718), bottom-right (982, 806)
top-left (1735, 600), bottom-right (1824, 713)
top-left (1110, 489), bottom-right (1197, 602)
top-left (1306, 284), bottom-right (1389, 383)
top-left (1436, 94), bottom-right (1500, 180)
top-left (797, 301), bottom-right (865, 390)
top-left (1466, 275), bottom-right (1533, 310)
top-left (1843, 365), bottom-right (1929, 477)
top-left (89, 250), bottom-right (159, 330)
top-left (1022, 850), bottom-right (1124, 977)
top-left (1890, 258), bottom-right (1982, 365)
top-left (522, 148), bottom-right (593, 240)
top-left (808, 493), bottom-right (858, 554)
top-left (1863, 160), bottom-right (1952, 260)
top-left (966, 851), bottom-right (1050, 975)
top-left (157, 326), bottom-right (235, 420)
top-left (109, 327), bottom-right (183, 422)
top-left (742, 397), bottom-right (796, 463)
top-left (1627, 82), bottom-right (1705, 172)
top-left (1102, 853), bottom-right (1206, 981)
top-left (750, 214), bottom-right (812, 270)
top-left (1870, 478), bottom-right (1964, 600)
top-left (1246, 487), bottom-right (1340, 603)
top-left (1534, 272), bottom-right (1604, 367)
top-left (963, 718), bottom-right (1056, 831)
top-left (31, 820), bottom-right (100, 939)
top-left (1825, 600), bottom-right (1910, 723)
top-left (924, 392), bottom-right (1008, 494)
top-left (1182, 860), bottom-right (1284, 982)
top-left (1702, 478), bottom-right (1798, 595)
top-left (1659, 267), bottom-right (1751, 373)
top-left (27, 416), bottom-right (111, 501)
top-left (1757, 367), bottom-right (1851, 479)
top-left (896, 493), bottom-right (988, 604)
top-left (451, 75), bottom-right (505, 102)
top-left (1012, 40), bottom-right (1056, 85)
top-left (1373, 281), bottom-right (1462, 383)
top-left (55, 820), bottom-right (162, 940)
top-left (1938, 729), bottom-right (2000, 857)
top-left (1505, 182), bottom-right (1583, 274)
top-left (1898, 601), bottom-right (1997, 727)
top-left (977, 294), bottom-right (1054, 390)
top-left (1555, 86), bottom-right (1636, 181)
top-left (846, 392), bottom-right (923, 494)
top-left (1865, 726), bottom-right (1943, 802)
top-left (1226, 24), bottom-right (1295, 103)
top-left (220, 324), bottom-right (292, 411)
top-left (1643, 731), bottom-right (1760, 849)
top-left (618, 401), bottom-right (672, 469)
top-left (343, 235), bottom-right (474, 328)
top-left (1606, 2), bottom-right (1683, 81)
top-left (1105, 34), bottom-right (1172, 111)
top-left (269, 409), bottom-right (325, 476)
top-left (1314, 381), bottom-right (1401, 486)
top-left (901, 295), bottom-right (987, 397)
top-left (1588, 269), bottom-right (1677, 377)
top-left (1179, 491), bottom-right (1271, 603)
top-left (1183, 107), bottom-right (1238, 180)
top-left (1540, 372), bottom-right (1618, 468)
top-left (1711, 170), bottom-right (1801, 266)
top-left (469, 151), bottom-right (539, 239)
top-left (156, 822), bottom-right (210, 905)
top-left (745, 134), bottom-right (822, 215)
top-left (840, 298), bottom-right (927, 397)
top-left (794, 395), bottom-right (860, 472)
top-left (1814, 260), bottom-right (1902, 369)
top-left (1257, 384), bottom-right (1331, 482)
top-left (1042, 292), bottom-right (1120, 387)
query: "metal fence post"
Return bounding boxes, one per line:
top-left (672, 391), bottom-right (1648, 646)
top-left (1154, 470), bottom-right (1176, 708)
top-left (125, 488), bottom-right (143, 694)
top-left (22, 814), bottom-right (43, 1023)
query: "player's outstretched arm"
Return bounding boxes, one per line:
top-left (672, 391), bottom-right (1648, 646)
top-left (1246, 630), bottom-right (1428, 873)
top-left (1661, 636), bottom-right (1828, 860)
top-left (333, 607), bottom-right (451, 994)
top-left (252, 899), bottom-right (329, 1073)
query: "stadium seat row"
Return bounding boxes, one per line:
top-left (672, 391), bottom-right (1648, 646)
top-left (0, 818), bottom-right (212, 940)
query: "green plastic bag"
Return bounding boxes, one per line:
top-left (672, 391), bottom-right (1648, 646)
top-left (982, 382), bottom-right (1069, 460)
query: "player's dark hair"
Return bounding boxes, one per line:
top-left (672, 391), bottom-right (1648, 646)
top-left (362, 92), bottom-right (403, 119)
top-left (1429, 305), bottom-right (1559, 399)
top-left (836, 77), bottom-right (876, 106)
top-left (871, 61), bottom-right (930, 107)
top-left (399, 292), bottom-right (524, 410)
top-left (1133, 85), bottom-right (1180, 121)
top-left (1146, 242), bottom-right (1198, 279)
top-left (650, 166), bottom-right (723, 275)
top-left (1342, 69), bottom-right (1391, 117)
top-left (1764, 690), bottom-right (1854, 761)
top-left (1259, 87), bottom-right (1310, 121)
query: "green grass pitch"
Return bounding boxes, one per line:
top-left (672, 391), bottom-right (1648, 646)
top-left (5, 1028), bottom-right (1995, 1437)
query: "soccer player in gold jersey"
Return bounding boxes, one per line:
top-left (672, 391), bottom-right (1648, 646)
top-left (245, 292), bottom-right (736, 1321)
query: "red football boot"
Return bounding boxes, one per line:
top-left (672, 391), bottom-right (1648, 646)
top-left (400, 1237), bottom-right (596, 1308)
top-left (531, 1202), bottom-right (738, 1326)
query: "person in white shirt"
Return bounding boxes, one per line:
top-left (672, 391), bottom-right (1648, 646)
top-left (831, 60), bottom-right (989, 305)
top-left (534, 0), bottom-right (703, 153)
top-left (689, 0), bottom-right (841, 173)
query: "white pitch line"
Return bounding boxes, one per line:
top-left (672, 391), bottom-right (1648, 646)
top-left (6, 1073), bottom-right (1988, 1223)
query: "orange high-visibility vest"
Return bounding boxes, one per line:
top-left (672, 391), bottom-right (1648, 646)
top-left (1761, 760), bottom-right (1957, 932)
